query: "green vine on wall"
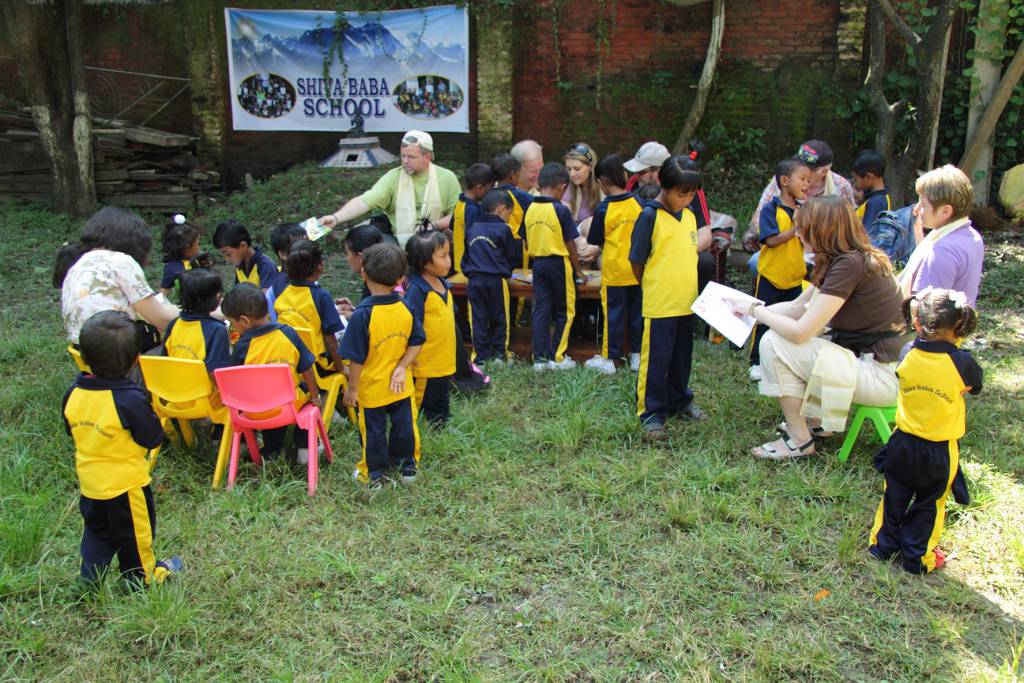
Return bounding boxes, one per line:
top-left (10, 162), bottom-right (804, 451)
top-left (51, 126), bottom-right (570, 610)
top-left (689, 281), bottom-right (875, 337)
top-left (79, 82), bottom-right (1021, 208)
top-left (551, 0), bottom-right (566, 89)
top-left (594, 0), bottom-right (617, 107)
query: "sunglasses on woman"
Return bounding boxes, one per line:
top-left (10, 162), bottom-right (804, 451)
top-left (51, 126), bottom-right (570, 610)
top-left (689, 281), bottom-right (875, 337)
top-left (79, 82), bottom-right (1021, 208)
top-left (567, 143), bottom-right (593, 164)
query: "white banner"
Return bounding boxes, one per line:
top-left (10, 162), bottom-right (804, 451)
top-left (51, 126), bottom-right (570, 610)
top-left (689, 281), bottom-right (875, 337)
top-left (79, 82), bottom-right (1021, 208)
top-left (225, 5), bottom-right (469, 133)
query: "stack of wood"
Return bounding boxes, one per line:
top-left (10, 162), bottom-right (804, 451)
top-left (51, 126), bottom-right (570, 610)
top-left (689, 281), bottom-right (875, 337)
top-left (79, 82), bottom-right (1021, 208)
top-left (0, 109), bottom-right (219, 211)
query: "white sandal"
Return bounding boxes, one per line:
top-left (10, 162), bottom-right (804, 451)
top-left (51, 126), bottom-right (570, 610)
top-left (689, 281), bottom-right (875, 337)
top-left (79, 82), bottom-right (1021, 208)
top-left (752, 435), bottom-right (816, 460)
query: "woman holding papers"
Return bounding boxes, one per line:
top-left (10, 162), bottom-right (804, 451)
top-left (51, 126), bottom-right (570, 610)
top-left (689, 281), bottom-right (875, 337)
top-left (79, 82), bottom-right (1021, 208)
top-left (726, 197), bottom-right (909, 460)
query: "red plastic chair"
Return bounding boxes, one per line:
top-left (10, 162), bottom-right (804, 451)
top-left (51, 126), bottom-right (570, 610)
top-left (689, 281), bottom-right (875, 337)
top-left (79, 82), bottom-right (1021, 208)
top-left (213, 364), bottom-right (334, 496)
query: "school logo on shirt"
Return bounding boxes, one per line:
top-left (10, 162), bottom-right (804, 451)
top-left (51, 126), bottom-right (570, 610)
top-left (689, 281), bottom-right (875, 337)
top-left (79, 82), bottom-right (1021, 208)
top-left (373, 330), bottom-right (410, 350)
top-left (70, 419), bottom-right (114, 440)
top-left (903, 384), bottom-right (954, 404)
top-left (469, 235), bottom-right (499, 248)
top-left (167, 342), bottom-right (200, 360)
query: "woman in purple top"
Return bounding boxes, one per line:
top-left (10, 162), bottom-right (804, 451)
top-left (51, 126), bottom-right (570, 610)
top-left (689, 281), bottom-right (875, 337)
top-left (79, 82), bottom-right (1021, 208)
top-left (899, 165), bottom-right (984, 306)
top-left (562, 142), bottom-right (604, 268)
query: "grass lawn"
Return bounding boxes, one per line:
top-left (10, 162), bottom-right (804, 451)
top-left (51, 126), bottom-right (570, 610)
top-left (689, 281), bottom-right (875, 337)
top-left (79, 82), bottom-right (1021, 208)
top-left (1, 164), bottom-right (1022, 680)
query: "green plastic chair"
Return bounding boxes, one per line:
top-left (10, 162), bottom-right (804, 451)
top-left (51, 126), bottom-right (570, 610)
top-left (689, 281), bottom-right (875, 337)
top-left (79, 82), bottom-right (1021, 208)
top-left (837, 404), bottom-right (897, 463)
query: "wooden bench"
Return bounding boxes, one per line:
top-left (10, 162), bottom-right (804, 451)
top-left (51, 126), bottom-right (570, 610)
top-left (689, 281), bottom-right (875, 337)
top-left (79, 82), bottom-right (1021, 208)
top-left (448, 269), bottom-right (604, 361)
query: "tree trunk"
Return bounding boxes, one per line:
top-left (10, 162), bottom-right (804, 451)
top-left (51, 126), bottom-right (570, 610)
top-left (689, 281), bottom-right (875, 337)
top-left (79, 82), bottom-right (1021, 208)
top-left (672, 0), bottom-right (725, 153)
top-left (1, 0), bottom-right (95, 216)
top-left (963, 0), bottom-right (1008, 203)
top-left (961, 41), bottom-right (1024, 179)
top-left (868, 0), bottom-right (958, 206)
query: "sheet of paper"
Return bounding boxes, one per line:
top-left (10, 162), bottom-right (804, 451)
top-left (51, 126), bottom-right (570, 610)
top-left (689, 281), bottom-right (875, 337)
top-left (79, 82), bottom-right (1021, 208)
top-left (690, 281), bottom-right (763, 348)
top-left (301, 216), bottom-right (331, 241)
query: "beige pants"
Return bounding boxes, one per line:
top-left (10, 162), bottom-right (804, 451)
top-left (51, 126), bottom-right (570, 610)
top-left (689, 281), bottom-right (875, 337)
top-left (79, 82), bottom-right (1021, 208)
top-left (759, 330), bottom-right (898, 406)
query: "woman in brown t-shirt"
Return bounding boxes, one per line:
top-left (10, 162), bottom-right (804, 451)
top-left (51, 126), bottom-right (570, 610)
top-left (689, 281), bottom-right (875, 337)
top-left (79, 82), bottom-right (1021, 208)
top-left (728, 196), bottom-right (908, 460)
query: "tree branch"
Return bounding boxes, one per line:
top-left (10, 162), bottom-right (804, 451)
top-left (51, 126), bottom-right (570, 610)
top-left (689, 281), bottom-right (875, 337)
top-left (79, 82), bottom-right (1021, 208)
top-left (922, 0), bottom-right (959, 55)
top-left (960, 40), bottom-right (1024, 171)
top-left (672, 0), bottom-right (724, 152)
top-left (866, 1), bottom-right (896, 157)
top-left (875, 0), bottom-right (921, 47)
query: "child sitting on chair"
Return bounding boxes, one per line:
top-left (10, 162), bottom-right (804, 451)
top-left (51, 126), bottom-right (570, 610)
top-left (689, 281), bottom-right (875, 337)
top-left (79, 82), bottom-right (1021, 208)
top-left (159, 214), bottom-right (200, 302)
top-left (340, 243), bottom-right (425, 490)
top-left (273, 239), bottom-right (346, 378)
top-left (63, 310), bottom-right (181, 588)
top-left (214, 220), bottom-right (278, 292)
top-left (266, 222), bottom-right (308, 319)
top-left (162, 268), bottom-right (231, 376)
top-left (223, 283), bottom-right (322, 464)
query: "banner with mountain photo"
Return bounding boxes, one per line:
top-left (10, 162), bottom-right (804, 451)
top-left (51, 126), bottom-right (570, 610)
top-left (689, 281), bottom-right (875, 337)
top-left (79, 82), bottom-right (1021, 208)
top-left (225, 6), bottom-right (469, 133)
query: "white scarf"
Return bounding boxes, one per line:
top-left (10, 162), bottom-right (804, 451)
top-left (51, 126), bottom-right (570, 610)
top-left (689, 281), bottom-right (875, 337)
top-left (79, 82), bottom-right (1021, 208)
top-left (897, 217), bottom-right (970, 299)
top-left (801, 343), bottom-right (858, 432)
top-left (395, 163), bottom-right (442, 245)
top-left (823, 170), bottom-right (837, 197)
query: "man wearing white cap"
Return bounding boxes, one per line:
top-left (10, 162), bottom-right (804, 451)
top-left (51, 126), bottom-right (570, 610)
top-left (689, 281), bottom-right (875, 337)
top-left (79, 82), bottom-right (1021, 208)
top-left (623, 141), bottom-right (671, 191)
top-left (320, 130), bottom-right (461, 246)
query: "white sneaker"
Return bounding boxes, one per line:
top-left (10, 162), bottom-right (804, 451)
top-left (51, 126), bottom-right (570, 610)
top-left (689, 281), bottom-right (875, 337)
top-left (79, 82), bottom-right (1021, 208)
top-left (550, 357), bottom-right (577, 371)
top-left (584, 355), bottom-right (616, 375)
top-left (533, 361), bottom-right (551, 371)
top-left (748, 365), bottom-right (763, 382)
top-left (629, 353), bottom-right (641, 372)
top-left (331, 410), bottom-right (343, 424)
top-left (296, 448), bottom-right (309, 465)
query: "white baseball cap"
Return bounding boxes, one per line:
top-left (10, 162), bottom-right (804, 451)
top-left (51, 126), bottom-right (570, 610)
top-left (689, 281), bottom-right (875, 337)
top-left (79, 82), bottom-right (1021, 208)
top-left (401, 130), bottom-right (434, 152)
top-left (623, 141), bottom-right (670, 173)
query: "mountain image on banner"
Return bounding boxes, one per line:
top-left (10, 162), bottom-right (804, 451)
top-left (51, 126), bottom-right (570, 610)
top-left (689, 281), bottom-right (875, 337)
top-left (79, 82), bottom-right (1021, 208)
top-left (231, 21), bottom-right (465, 78)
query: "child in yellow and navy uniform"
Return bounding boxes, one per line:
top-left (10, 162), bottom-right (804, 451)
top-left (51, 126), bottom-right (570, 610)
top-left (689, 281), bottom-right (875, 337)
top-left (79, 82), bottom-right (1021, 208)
top-left (751, 158), bottom-right (812, 371)
top-left (629, 155), bottom-right (708, 437)
top-left (461, 189), bottom-right (520, 363)
top-left (405, 230), bottom-right (457, 427)
top-left (62, 311), bottom-right (181, 587)
top-left (525, 163), bottom-right (583, 369)
top-left (266, 222), bottom-right (308, 321)
top-left (869, 288), bottom-right (982, 574)
top-left (851, 149), bottom-right (891, 230)
top-left (213, 220), bottom-right (278, 291)
top-left (273, 239), bottom-right (346, 378)
top-left (159, 215), bottom-right (200, 302)
top-left (162, 268), bottom-right (231, 375)
top-left (452, 163), bottom-right (494, 275)
top-left (586, 154), bottom-right (645, 371)
top-left (223, 283), bottom-right (322, 464)
top-left (492, 152), bottom-right (533, 271)
top-left (341, 243), bottom-right (425, 488)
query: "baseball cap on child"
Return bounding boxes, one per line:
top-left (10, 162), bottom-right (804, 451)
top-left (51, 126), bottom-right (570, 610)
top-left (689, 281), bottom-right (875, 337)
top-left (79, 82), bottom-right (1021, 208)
top-left (401, 130), bottom-right (434, 152)
top-left (796, 140), bottom-right (834, 168)
top-left (624, 141), bottom-right (671, 173)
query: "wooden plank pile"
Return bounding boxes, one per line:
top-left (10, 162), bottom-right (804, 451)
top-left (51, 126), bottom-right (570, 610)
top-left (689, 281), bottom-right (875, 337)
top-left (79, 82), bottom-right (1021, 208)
top-left (0, 110), bottom-right (219, 211)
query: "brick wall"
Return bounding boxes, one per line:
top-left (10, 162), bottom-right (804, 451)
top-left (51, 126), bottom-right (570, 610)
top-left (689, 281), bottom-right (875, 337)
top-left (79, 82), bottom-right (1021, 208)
top-left (511, 0), bottom-right (855, 165)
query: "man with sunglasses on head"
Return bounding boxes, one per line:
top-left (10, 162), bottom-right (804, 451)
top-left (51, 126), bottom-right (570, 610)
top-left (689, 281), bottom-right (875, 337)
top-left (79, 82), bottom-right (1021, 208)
top-left (320, 130), bottom-right (461, 247)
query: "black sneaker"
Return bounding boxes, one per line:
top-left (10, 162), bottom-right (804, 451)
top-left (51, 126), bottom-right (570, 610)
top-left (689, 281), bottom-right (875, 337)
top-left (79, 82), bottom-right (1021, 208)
top-left (643, 420), bottom-right (667, 441)
top-left (368, 475), bottom-right (396, 492)
top-left (678, 403), bottom-right (709, 421)
top-left (400, 468), bottom-right (417, 485)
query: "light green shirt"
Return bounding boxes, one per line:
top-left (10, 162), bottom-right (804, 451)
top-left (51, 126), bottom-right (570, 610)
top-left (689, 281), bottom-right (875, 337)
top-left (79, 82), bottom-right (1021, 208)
top-left (360, 164), bottom-right (461, 232)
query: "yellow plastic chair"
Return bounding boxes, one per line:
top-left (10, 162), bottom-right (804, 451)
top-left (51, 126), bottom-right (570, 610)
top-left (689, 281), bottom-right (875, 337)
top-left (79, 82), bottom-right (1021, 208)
top-left (293, 326), bottom-right (355, 432)
top-left (67, 345), bottom-right (89, 372)
top-left (138, 355), bottom-right (233, 487)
